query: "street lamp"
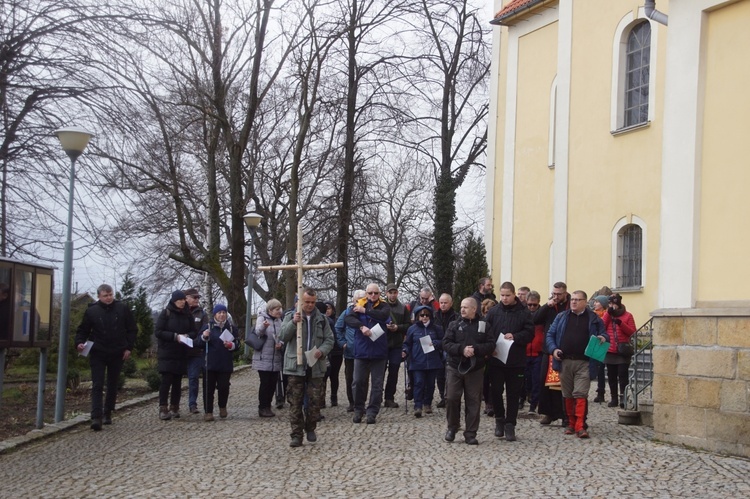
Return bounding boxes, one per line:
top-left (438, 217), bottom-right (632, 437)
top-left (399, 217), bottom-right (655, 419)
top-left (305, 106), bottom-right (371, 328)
top-left (54, 126), bottom-right (93, 423)
top-left (243, 212), bottom-right (263, 358)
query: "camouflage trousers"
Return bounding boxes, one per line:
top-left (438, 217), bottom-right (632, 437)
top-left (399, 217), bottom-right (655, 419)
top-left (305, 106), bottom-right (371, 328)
top-left (287, 370), bottom-right (323, 438)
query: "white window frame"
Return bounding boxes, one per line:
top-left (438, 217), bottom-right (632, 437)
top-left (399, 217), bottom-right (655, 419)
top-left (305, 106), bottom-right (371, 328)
top-left (611, 216), bottom-right (647, 291)
top-left (610, 10), bottom-right (659, 133)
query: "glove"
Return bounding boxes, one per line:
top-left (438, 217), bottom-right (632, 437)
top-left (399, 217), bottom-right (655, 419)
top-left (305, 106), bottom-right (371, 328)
top-left (613, 318), bottom-right (622, 325)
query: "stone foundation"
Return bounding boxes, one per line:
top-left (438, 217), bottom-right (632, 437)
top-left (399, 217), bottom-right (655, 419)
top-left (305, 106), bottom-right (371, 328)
top-left (652, 307), bottom-right (750, 457)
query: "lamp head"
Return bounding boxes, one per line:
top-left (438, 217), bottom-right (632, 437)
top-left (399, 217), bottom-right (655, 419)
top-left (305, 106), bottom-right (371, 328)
top-left (54, 126), bottom-right (93, 161)
top-left (243, 212), bottom-right (263, 230)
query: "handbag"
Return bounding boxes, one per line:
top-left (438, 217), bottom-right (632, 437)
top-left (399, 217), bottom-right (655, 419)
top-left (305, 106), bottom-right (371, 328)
top-left (245, 330), bottom-right (266, 351)
top-left (613, 322), bottom-right (635, 356)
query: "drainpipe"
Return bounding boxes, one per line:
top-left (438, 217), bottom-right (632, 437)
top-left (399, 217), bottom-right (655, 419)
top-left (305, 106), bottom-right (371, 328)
top-left (645, 0), bottom-right (668, 26)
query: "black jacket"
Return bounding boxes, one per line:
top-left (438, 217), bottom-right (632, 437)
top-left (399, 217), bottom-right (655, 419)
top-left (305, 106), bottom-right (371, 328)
top-left (154, 301), bottom-right (193, 374)
top-left (386, 299), bottom-right (410, 349)
top-left (442, 316), bottom-right (495, 373)
top-left (75, 300), bottom-right (137, 356)
top-left (485, 300), bottom-right (534, 368)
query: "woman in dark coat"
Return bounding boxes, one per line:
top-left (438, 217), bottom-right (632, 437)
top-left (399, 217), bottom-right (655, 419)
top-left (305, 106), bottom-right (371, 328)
top-left (154, 290), bottom-right (194, 420)
top-left (196, 304), bottom-right (239, 421)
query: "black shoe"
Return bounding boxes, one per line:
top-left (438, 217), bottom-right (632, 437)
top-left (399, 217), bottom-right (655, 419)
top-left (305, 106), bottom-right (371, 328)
top-left (414, 409), bottom-right (422, 418)
top-left (353, 413), bottom-right (362, 424)
top-left (306, 431), bottom-right (317, 442)
top-left (494, 421), bottom-right (504, 438)
top-left (90, 419), bottom-right (102, 431)
top-left (330, 398), bottom-right (338, 407)
top-left (444, 429), bottom-right (456, 442)
top-left (436, 399), bottom-right (446, 408)
top-left (276, 402), bottom-right (284, 409)
top-left (384, 399), bottom-right (399, 408)
top-left (346, 405), bottom-right (355, 413)
top-left (607, 400), bottom-right (619, 408)
top-left (593, 393), bottom-right (605, 403)
top-left (290, 437), bottom-right (303, 448)
top-left (465, 437), bottom-right (479, 445)
top-left (366, 415), bottom-right (376, 424)
top-left (504, 423), bottom-right (517, 442)
top-left (103, 413), bottom-right (112, 425)
top-left (519, 398), bottom-right (525, 410)
top-left (619, 403), bottom-right (624, 409)
top-left (405, 388), bottom-right (413, 400)
top-left (539, 415), bottom-right (553, 425)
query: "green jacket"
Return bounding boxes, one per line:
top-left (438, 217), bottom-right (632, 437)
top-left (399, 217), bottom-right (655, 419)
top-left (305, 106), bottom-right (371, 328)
top-left (281, 308), bottom-right (335, 377)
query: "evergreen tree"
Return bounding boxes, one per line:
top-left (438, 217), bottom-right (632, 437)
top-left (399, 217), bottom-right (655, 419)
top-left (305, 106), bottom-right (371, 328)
top-left (453, 231), bottom-right (489, 306)
top-left (117, 273), bottom-right (154, 355)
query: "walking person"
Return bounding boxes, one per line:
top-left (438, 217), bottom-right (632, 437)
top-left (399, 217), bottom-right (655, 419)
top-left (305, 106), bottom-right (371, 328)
top-left (154, 290), bottom-right (193, 420)
top-left (197, 304), bottom-right (239, 421)
top-left (252, 299), bottom-right (284, 417)
top-left (602, 293), bottom-right (637, 408)
top-left (334, 290), bottom-right (366, 412)
top-left (75, 284), bottom-right (137, 431)
top-left (324, 302), bottom-right (343, 407)
top-left (184, 288), bottom-right (208, 414)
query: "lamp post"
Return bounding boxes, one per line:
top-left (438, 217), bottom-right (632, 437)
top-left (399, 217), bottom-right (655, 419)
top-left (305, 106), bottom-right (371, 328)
top-left (54, 126), bottom-right (93, 423)
top-left (243, 212), bottom-right (263, 358)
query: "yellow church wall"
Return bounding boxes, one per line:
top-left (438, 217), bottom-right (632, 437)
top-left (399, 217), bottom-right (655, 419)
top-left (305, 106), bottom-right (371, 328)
top-left (510, 23), bottom-right (559, 292)
top-left (564, 2), bottom-right (664, 322)
top-left (698, 0), bottom-right (750, 302)
top-left (490, 27), bottom-right (510, 277)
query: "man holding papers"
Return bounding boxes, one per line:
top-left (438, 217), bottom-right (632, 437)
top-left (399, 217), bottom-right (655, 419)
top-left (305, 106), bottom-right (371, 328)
top-left (484, 282), bottom-right (534, 442)
top-left (545, 290), bottom-right (608, 438)
top-left (344, 283), bottom-right (391, 425)
top-left (281, 287), bottom-right (335, 448)
top-left (75, 284), bottom-right (137, 431)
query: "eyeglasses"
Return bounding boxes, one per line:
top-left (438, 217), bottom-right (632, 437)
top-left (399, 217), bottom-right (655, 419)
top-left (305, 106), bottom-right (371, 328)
top-left (527, 303), bottom-right (539, 308)
top-left (418, 313), bottom-right (430, 318)
top-left (569, 298), bottom-right (585, 302)
top-left (367, 291), bottom-right (380, 295)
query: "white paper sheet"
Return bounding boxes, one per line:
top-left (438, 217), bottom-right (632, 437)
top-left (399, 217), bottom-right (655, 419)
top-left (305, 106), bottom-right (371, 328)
top-left (79, 340), bottom-right (94, 357)
top-left (419, 335), bottom-right (435, 354)
top-left (305, 346), bottom-right (320, 367)
top-left (179, 335), bottom-right (194, 348)
top-left (492, 335), bottom-right (513, 363)
top-left (219, 329), bottom-right (234, 342)
top-left (478, 321), bottom-right (486, 333)
top-left (369, 323), bottom-right (386, 342)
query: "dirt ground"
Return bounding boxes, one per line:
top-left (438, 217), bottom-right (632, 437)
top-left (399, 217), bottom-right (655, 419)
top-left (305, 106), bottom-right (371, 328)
top-left (0, 377), bottom-right (153, 441)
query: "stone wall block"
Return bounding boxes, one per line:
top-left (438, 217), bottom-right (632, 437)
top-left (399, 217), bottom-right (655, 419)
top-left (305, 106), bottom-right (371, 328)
top-left (674, 405), bottom-right (707, 438)
top-left (717, 318), bottom-right (750, 348)
top-left (653, 317), bottom-right (684, 346)
top-left (720, 380), bottom-right (748, 412)
top-left (676, 347), bottom-right (736, 379)
top-left (684, 317), bottom-right (717, 346)
top-left (652, 346), bottom-right (677, 375)
top-left (687, 378), bottom-right (721, 408)
top-left (653, 374), bottom-right (687, 405)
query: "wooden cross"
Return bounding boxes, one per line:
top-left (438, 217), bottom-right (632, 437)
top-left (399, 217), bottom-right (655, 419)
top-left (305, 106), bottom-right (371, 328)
top-left (257, 225), bottom-right (343, 364)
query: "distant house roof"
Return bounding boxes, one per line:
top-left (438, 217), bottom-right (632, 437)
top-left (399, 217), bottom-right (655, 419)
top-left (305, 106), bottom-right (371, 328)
top-left (491, 0), bottom-right (557, 26)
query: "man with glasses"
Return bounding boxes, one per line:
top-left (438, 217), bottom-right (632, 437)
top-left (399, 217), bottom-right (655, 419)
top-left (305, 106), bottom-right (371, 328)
top-left (434, 293), bottom-right (458, 408)
top-left (546, 290), bottom-right (607, 438)
top-left (183, 288), bottom-right (208, 414)
top-left (344, 283), bottom-right (391, 424)
top-left (534, 281), bottom-right (571, 426)
top-left (524, 291), bottom-right (544, 415)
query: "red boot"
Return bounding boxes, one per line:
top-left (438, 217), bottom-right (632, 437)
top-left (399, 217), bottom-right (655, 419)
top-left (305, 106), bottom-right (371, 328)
top-left (564, 398), bottom-right (576, 435)
top-left (575, 398), bottom-right (589, 437)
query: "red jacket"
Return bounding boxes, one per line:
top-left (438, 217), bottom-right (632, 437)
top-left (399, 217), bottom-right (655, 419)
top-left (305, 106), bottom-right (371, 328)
top-left (602, 309), bottom-right (636, 354)
top-left (526, 323), bottom-right (545, 357)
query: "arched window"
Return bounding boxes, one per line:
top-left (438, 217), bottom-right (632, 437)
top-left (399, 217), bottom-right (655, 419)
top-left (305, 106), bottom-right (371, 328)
top-left (624, 22), bottom-right (651, 127)
top-left (618, 224), bottom-right (643, 288)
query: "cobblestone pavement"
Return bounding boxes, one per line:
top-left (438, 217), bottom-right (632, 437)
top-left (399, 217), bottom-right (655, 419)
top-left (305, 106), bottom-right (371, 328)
top-left (1, 366), bottom-right (749, 498)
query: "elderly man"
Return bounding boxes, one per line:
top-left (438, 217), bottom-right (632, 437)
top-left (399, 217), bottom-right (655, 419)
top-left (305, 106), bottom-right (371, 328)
top-left (546, 290), bottom-right (608, 438)
top-left (281, 287), bottom-right (335, 448)
top-left (434, 293), bottom-right (458, 408)
top-left (442, 298), bottom-right (495, 445)
top-left (344, 283), bottom-right (391, 424)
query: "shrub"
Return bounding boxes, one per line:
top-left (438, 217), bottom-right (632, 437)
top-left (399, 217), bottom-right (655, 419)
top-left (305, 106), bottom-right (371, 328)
top-left (122, 357), bottom-right (137, 377)
top-left (143, 368), bottom-right (161, 392)
top-left (67, 368), bottom-right (81, 390)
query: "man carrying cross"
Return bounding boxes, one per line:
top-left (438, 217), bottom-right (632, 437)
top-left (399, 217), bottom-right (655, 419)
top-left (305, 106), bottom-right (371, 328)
top-left (345, 282), bottom-right (391, 425)
top-left (281, 286), bottom-right (335, 448)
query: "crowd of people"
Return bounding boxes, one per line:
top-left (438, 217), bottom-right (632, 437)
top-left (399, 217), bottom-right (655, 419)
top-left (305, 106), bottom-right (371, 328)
top-left (73, 278), bottom-right (637, 448)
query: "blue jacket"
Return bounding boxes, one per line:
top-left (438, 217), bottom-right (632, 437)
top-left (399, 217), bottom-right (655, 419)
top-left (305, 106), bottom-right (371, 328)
top-left (344, 298), bottom-right (391, 360)
top-left (545, 308), bottom-right (608, 372)
top-left (402, 306), bottom-right (444, 370)
top-left (196, 321), bottom-right (239, 372)
top-left (335, 307), bottom-right (358, 359)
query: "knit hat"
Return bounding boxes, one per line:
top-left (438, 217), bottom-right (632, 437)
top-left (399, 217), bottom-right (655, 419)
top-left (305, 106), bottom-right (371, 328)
top-left (594, 296), bottom-right (609, 308)
top-left (212, 304), bottom-right (228, 315)
top-left (171, 290), bottom-right (186, 302)
top-left (183, 288), bottom-right (200, 298)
